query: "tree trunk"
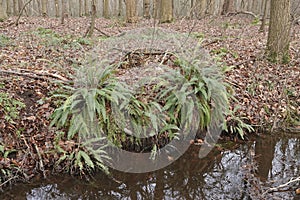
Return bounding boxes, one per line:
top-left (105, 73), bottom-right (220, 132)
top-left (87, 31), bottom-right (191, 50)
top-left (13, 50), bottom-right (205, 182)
top-left (0, 1), bottom-right (7, 21)
top-left (266, 0), bottom-right (291, 63)
top-left (221, 0), bottom-right (235, 15)
top-left (118, 0), bottom-right (122, 16)
top-left (198, 0), bottom-right (207, 17)
top-left (86, 0), bottom-right (96, 37)
top-left (61, 0), bottom-right (67, 24)
top-left (259, 0), bottom-right (269, 33)
top-left (18, 0), bottom-right (23, 15)
top-left (68, 0), bottom-right (72, 16)
top-left (207, 0), bottom-right (215, 15)
top-left (103, 0), bottom-right (109, 18)
top-left (55, 0), bottom-right (59, 17)
top-left (6, 0), bottom-right (12, 16)
top-left (143, 0), bottom-right (150, 19)
top-left (13, 0), bottom-right (17, 15)
top-left (153, 0), bottom-right (160, 19)
top-left (159, 0), bottom-right (173, 23)
top-left (41, 0), bottom-right (47, 16)
top-left (84, 0), bottom-right (88, 16)
top-left (125, 0), bottom-right (137, 23)
top-left (78, 0), bottom-right (83, 17)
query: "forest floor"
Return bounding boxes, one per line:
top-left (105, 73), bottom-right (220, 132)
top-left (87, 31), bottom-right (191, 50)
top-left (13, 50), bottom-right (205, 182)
top-left (0, 16), bottom-right (299, 187)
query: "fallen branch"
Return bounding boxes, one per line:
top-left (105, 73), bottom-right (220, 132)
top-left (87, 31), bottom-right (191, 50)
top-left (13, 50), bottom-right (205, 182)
top-left (0, 69), bottom-right (70, 82)
top-left (226, 11), bottom-right (258, 19)
top-left (201, 38), bottom-right (223, 48)
top-left (264, 176), bottom-right (300, 194)
top-left (233, 56), bottom-right (257, 67)
top-left (94, 27), bottom-right (110, 37)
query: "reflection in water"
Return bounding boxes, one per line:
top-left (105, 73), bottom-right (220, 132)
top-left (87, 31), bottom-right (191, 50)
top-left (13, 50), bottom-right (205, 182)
top-left (255, 135), bottom-right (276, 181)
top-left (0, 134), bottom-right (299, 200)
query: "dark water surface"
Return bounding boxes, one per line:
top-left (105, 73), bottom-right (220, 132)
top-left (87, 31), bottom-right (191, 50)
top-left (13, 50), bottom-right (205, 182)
top-left (1, 133), bottom-right (299, 200)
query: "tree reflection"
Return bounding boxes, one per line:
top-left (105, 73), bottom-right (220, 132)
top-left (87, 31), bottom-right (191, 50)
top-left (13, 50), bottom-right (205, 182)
top-left (1, 135), bottom-right (299, 200)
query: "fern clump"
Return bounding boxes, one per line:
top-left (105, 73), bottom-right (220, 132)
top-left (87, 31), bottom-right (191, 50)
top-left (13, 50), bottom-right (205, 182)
top-left (50, 28), bottom-right (252, 174)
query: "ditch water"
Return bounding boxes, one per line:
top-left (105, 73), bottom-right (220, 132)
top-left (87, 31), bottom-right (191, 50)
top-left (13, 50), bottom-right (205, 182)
top-left (1, 133), bottom-right (299, 200)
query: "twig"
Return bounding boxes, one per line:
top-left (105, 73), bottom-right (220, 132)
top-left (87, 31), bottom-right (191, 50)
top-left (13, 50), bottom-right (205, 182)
top-left (0, 176), bottom-right (18, 187)
top-left (263, 176), bottom-right (300, 194)
top-left (33, 143), bottom-right (46, 179)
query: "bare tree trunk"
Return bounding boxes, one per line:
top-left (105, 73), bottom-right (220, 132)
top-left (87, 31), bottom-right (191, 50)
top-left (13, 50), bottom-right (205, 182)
top-left (79, 0), bottom-right (83, 16)
top-left (222, 0), bottom-right (235, 15)
top-left (61, 0), bottom-right (67, 24)
top-left (55, 0), bottom-right (59, 17)
top-left (13, 0), bottom-right (17, 15)
top-left (86, 0), bottom-right (96, 37)
top-left (266, 0), bottom-right (291, 63)
top-left (68, 0), bottom-right (72, 16)
top-left (36, 0), bottom-right (41, 15)
top-left (159, 0), bottom-right (173, 23)
top-left (125, 0), bottom-right (137, 23)
top-left (41, 0), bottom-right (47, 16)
top-left (6, 0), bottom-right (12, 16)
top-left (118, 0), bottom-right (122, 16)
top-left (84, 0), bottom-right (89, 16)
top-left (198, 0), bottom-right (207, 17)
top-left (207, 0), bottom-right (215, 15)
top-left (259, 0), bottom-right (269, 33)
top-left (0, 1), bottom-right (7, 21)
top-left (103, 0), bottom-right (109, 18)
top-left (153, 0), bottom-right (160, 19)
top-left (143, 0), bottom-right (150, 19)
top-left (18, 0), bottom-right (23, 14)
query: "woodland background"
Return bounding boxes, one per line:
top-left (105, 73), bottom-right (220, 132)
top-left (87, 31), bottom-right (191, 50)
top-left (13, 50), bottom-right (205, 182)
top-left (1, 0), bottom-right (300, 19)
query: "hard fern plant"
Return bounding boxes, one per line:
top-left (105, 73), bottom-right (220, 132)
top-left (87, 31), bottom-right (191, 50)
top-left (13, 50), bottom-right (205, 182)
top-left (154, 57), bottom-right (230, 142)
top-left (50, 62), bottom-right (129, 175)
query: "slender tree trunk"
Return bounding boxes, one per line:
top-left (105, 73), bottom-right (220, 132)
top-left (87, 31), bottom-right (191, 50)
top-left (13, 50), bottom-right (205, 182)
top-left (36, 0), bottom-right (41, 15)
top-left (198, 0), bottom-right (207, 17)
top-left (103, 0), bottom-right (109, 18)
top-left (6, 0), bottom-right (11, 16)
top-left (84, 0), bottom-right (88, 16)
top-left (41, 0), bottom-right (47, 16)
top-left (159, 0), bottom-right (173, 23)
top-left (68, 0), bottom-right (72, 16)
top-left (143, 0), bottom-right (150, 19)
top-left (18, 0), bottom-right (23, 14)
top-left (118, 0), bottom-right (122, 16)
top-left (79, 0), bottom-right (83, 16)
top-left (86, 0), bottom-right (96, 37)
top-left (55, 0), bottom-right (59, 17)
top-left (61, 0), bottom-right (67, 24)
top-left (125, 0), bottom-right (137, 23)
top-left (266, 0), bottom-right (291, 63)
top-left (13, 0), bottom-right (17, 15)
top-left (259, 0), bottom-right (269, 33)
top-left (0, 1), bottom-right (7, 21)
top-left (153, 0), bottom-right (160, 19)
